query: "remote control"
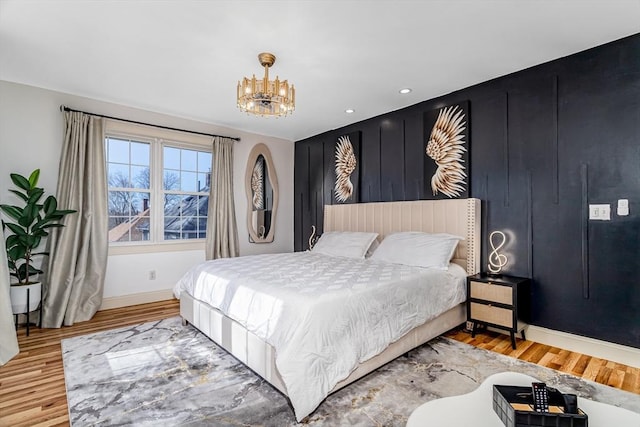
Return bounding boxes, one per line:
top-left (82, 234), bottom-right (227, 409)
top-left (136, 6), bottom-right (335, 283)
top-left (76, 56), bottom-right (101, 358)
top-left (531, 382), bottom-right (550, 412)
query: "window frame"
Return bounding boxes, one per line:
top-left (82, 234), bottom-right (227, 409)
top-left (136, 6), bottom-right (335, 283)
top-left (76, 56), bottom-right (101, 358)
top-left (105, 119), bottom-right (212, 254)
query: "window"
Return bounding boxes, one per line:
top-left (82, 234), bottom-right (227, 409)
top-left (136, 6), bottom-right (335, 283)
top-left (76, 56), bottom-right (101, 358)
top-left (106, 137), bottom-right (152, 243)
top-left (106, 126), bottom-right (212, 246)
top-left (162, 146), bottom-right (212, 240)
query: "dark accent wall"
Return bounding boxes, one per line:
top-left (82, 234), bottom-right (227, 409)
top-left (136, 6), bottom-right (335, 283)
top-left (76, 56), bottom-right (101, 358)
top-left (294, 34), bottom-right (640, 349)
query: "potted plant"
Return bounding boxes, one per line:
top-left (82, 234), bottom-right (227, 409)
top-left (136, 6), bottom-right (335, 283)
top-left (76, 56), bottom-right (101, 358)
top-left (0, 169), bottom-right (76, 316)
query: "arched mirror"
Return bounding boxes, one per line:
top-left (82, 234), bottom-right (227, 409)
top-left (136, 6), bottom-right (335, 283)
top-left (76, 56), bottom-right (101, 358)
top-left (245, 143), bottom-right (278, 243)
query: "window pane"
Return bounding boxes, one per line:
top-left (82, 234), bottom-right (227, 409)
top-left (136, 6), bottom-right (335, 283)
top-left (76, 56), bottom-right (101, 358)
top-left (198, 152), bottom-right (212, 173)
top-left (130, 142), bottom-right (149, 166)
top-left (198, 218), bottom-right (207, 238)
top-left (131, 192), bottom-right (150, 214)
top-left (108, 216), bottom-right (128, 229)
top-left (163, 170), bottom-right (180, 191)
top-left (132, 217), bottom-right (150, 242)
top-left (108, 191), bottom-right (149, 225)
top-left (198, 195), bottom-right (209, 216)
top-left (107, 138), bottom-right (130, 164)
top-left (108, 191), bottom-right (132, 216)
top-left (108, 164), bottom-right (131, 188)
top-left (197, 173), bottom-right (209, 191)
top-left (164, 194), bottom-right (180, 216)
top-left (181, 149), bottom-right (197, 172)
top-left (108, 216), bottom-right (151, 243)
top-left (180, 171), bottom-right (197, 192)
top-left (180, 195), bottom-right (194, 216)
top-left (164, 216), bottom-right (181, 240)
top-left (182, 217), bottom-right (197, 239)
top-left (164, 146), bottom-right (180, 169)
top-left (132, 166), bottom-right (150, 189)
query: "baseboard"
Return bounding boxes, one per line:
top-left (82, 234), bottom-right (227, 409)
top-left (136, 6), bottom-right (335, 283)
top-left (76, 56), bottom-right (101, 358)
top-left (99, 289), bottom-right (175, 311)
top-left (524, 325), bottom-right (640, 369)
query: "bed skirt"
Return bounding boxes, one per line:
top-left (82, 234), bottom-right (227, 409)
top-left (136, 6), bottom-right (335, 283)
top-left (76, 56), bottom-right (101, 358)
top-left (179, 292), bottom-right (466, 397)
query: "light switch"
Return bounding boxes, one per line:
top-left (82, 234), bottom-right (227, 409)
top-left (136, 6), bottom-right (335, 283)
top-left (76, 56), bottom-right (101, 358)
top-left (589, 204), bottom-right (611, 220)
top-left (617, 199), bottom-right (629, 216)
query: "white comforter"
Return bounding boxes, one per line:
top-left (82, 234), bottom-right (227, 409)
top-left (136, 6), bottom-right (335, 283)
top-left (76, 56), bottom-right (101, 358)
top-left (173, 251), bottom-right (466, 421)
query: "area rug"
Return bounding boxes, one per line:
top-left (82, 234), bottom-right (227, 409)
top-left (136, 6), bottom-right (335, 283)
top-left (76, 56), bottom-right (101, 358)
top-left (61, 317), bottom-right (640, 426)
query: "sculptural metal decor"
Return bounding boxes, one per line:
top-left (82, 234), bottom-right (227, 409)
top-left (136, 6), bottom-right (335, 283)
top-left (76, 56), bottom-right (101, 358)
top-left (308, 225), bottom-right (320, 250)
top-left (334, 133), bottom-right (360, 203)
top-left (251, 156), bottom-right (264, 210)
top-left (488, 230), bottom-right (508, 275)
top-left (424, 102), bottom-right (470, 198)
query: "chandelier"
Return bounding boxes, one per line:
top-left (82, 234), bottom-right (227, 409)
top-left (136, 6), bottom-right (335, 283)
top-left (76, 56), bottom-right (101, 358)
top-left (237, 52), bottom-right (295, 117)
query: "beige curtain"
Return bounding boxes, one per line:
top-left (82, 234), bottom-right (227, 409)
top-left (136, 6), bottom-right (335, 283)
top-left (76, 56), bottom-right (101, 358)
top-left (41, 112), bottom-right (108, 327)
top-left (0, 225), bottom-right (19, 365)
top-left (205, 137), bottom-right (239, 260)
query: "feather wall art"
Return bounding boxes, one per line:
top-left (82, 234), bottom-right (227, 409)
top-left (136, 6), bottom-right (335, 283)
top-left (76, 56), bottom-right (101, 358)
top-left (334, 135), bottom-right (357, 203)
top-left (425, 103), bottom-right (469, 198)
top-left (251, 156), bottom-right (264, 209)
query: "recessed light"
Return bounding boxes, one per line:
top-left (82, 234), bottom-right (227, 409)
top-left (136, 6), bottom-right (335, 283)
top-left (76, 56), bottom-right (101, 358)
top-left (345, 109), bottom-right (355, 114)
top-left (399, 88), bottom-right (412, 94)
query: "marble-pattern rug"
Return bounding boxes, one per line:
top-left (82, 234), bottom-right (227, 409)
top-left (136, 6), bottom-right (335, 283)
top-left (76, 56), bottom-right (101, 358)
top-left (61, 317), bottom-right (640, 426)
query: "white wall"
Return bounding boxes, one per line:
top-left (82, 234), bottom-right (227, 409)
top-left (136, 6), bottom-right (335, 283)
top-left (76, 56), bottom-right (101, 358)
top-left (0, 80), bottom-right (294, 306)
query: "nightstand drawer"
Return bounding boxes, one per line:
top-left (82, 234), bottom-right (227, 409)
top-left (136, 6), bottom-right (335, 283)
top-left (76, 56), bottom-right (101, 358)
top-left (469, 280), bottom-right (512, 305)
top-left (470, 302), bottom-right (513, 328)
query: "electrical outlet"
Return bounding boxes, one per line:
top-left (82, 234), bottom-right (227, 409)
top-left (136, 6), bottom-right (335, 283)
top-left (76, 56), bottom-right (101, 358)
top-left (617, 199), bottom-right (629, 216)
top-left (589, 204), bottom-right (610, 220)
top-left (465, 321), bottom-right (474, 332)
top-left (149, 270), bottom-right (156, 280)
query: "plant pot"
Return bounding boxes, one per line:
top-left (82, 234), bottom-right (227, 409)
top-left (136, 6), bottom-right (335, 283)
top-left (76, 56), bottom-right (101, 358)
top-left (10, 282), bottom-right (42, 314)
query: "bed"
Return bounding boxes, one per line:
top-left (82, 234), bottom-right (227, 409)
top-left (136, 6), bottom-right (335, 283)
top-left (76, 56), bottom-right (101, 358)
top-left (175, 198), bottom-right (481, 421)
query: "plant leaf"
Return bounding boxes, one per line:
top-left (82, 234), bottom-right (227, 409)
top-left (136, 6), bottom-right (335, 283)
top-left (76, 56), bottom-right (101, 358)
top-left (41, 223), bottom-right (63, 229)
top-left (0, 205), bottom-right (23, 222)
top-left (28, 265), bottom-right (43, 275)
top-left (10, 173), bottom-right (31, 191)
top-left (8, 189), bottom-right (28, 202)
top-left (14, 263), bottom-right (44, 282)
top-left (28, 169), bottom-right (41, 187)
top-left (27, 187), bottom-right (44, 204)
top-left (43, 196), bottom-right (57, 215)
top-left (6, 234), bottom-right (19, 248)
top-left (5, 223), bottom-right (27, 237)
top-left (7, 245), bottom-right (26, 261)
top-left (26, 234), bottom-right (38, 247)
top-left (32, 228), bottom-right (48, 237)
top-left (18, 202), bottom-right (38, 228)
top-left (29, 202), bottom-right (40, 223)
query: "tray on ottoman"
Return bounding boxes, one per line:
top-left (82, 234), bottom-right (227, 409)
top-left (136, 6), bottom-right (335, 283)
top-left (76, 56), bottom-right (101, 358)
top-left (493, 384), bottom-right (588, 427)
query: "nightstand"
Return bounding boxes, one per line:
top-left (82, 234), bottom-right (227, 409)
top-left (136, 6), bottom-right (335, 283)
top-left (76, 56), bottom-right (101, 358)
top-left (466, 273), bottom-right (531, 349)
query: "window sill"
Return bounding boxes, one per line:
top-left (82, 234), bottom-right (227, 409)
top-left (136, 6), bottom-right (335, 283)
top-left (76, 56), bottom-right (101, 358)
top-left (108, 240), bottom-right (205, 256)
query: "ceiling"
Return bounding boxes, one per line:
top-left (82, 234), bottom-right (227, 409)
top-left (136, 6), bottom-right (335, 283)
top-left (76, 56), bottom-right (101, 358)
top-left (1, 1), bottom-right (639, 142)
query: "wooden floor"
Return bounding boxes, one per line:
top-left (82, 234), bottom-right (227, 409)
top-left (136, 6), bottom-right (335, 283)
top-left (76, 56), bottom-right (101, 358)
top-left (445, 329), bottom-right (640, 395)
top-left (0, 300), bottom-right (637, 426)
top-left (0, 300), bottom-right (180, 427)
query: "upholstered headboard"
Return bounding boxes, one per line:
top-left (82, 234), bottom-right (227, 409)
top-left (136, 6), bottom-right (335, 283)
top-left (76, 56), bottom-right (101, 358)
top-left (324, 198), bottom-right (481, 275)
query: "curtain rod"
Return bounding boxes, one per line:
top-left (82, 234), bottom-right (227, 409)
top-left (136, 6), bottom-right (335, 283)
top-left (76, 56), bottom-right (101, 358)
top-left (59, 105), bottom-right (241, 142)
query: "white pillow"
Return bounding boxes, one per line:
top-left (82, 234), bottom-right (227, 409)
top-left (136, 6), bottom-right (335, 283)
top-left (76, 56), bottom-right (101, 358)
top-left (370, 232), bottom-right (463, 269)
top-left (312, 231), bottom-right (379, 259)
